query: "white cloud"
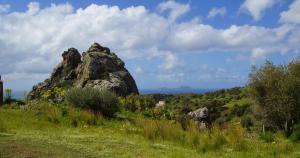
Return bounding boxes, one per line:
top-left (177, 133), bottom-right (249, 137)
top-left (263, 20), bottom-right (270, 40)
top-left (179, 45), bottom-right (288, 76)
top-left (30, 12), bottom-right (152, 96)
top-left (207, 7), bottom-right (226, 19)
top-left (0, 1), bottom-right (299, 85)
top-left (157, 0), bottom-right (190, 22)
top-left (0, 2), bottom-right (168, 77)
top-left (240, 0), bottom-right (278, 21)
top-left (280, 0), bottom-right (300, 24)
top-left (166, 23), bottom-right (291, 56)
top-left (160, 52), bottom-right (181, 70)
top-left (0, 4), bottom-right (10, 13)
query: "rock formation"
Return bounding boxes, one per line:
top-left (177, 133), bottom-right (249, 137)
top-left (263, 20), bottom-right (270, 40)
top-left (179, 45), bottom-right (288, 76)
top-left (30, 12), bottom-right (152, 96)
top-left (188, 107), bottom-right (211, 130)
top-left (28, 43), bottom-right (139, 100)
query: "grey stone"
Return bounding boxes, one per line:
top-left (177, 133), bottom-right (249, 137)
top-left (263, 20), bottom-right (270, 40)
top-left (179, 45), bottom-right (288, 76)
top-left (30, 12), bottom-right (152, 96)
top-left (27, 43), bottom-right (139, 101)
top-left (188, 107), bottom-right (211, 130)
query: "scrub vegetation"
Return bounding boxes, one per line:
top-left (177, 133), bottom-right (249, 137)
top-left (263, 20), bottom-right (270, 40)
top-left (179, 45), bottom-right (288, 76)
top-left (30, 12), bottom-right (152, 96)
top-left (1, 59), bottom-right (300, 157)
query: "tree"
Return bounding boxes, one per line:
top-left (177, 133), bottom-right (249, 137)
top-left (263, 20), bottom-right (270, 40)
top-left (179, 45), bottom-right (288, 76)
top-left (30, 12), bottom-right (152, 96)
top-left (248, 60), bottom-right (300, 135)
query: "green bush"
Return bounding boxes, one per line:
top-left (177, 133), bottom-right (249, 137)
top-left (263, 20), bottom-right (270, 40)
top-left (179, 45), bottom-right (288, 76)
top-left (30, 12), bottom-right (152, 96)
top-left (66, 87), bottom-right (119, 117)
top-left (241, 115), bottom-right (254, 130)
top-left (289, 124), bottom-right (300, 142)
top-left (260, 131), bottom-right (274, 142)
top-left (119, 94), bottom-right (156, 112)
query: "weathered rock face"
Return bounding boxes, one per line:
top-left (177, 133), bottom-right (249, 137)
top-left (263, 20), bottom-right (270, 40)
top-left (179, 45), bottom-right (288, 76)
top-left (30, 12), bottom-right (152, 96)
top-left (28, 43), bottom-right (139, 100)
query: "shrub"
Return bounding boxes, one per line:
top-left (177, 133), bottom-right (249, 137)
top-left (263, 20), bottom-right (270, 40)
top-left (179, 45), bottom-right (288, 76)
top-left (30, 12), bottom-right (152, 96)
top-left (231, 104), bottom-right (248, 117)
top-left (119, 94), bottom-right (155, 112)
top-left (289, 124), bottom-right (300, 142)
top-left (260, 131), bottom-right (274, 142)
top-left (66, 87), bottom-right (119, 117)
top-left (241, 115), bottom-right (254, 130)
top-left (41, 87), bottom-right (65, 103)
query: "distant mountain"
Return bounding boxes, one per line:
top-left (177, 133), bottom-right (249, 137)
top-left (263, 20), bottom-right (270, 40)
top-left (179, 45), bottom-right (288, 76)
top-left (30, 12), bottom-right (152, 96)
top-left (140, 86), bottom-right (216, 94)
top-left (10, 87), bottom-right (215, 100)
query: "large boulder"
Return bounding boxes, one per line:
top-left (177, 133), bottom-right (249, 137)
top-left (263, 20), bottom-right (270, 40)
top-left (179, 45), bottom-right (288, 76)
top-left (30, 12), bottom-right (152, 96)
top-left (188, 107), bottom-right (211, 130)
top-left (27, 43), bottom-right (139, 100)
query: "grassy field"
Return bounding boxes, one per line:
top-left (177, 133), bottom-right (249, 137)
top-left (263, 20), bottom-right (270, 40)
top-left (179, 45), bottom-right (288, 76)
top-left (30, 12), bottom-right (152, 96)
top-left (0, 106), bottom-right (300, 158)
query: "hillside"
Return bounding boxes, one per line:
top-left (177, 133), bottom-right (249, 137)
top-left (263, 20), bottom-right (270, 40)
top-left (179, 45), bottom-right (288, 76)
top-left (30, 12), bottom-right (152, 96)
top-left (1, 103), bottom-right (300, 158)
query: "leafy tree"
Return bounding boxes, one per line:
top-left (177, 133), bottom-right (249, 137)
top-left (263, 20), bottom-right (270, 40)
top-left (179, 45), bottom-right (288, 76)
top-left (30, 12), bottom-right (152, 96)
top-left (248, 60), bottom-right (300, 135)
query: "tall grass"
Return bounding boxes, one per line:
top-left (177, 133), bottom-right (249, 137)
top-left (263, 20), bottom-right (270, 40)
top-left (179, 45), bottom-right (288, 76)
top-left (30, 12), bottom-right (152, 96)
top-left (0, 118), bottom-right (8, 133)
top-left (27, 101), bottom-right (103, 127)
top-left (66, 108), bottom-right (103, 127)
top-left (133, 119), bottom-right (231, 152)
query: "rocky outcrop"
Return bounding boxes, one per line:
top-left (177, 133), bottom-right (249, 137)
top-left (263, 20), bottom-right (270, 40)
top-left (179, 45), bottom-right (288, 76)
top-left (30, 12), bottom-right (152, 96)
top-left (188, 107), bottom-right (211, 130)
top-left (28, 43), bottom-right (139, 100)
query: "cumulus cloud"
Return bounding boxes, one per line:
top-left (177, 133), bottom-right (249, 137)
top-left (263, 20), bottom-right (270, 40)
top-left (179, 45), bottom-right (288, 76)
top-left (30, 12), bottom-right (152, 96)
top-left (157, 0), bottom-right (190, 22)
top-left (240, 0), bottom-right (278, 21)
top-left (207, 7), bottom-right (226, 18)
top-left (280, 0), bottom-right (300, 24)
top-left (0, 2), bottom-right (168, 78)
top-left (160, 52), bottom-right (182, 70)
top-left (0, 0), bottom-right (299, 86)
top-left (166, 23), bottom-right (292, 58)
top-left (0, 4), bottom-right (10, 13)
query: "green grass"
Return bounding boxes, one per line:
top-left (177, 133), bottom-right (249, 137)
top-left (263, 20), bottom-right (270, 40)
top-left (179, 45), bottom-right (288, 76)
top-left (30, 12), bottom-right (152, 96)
top-left (1, 106), bottom-right (300, 158)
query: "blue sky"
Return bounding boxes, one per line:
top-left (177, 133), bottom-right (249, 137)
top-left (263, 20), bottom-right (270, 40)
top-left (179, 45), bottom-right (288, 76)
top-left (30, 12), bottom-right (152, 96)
top-left (0, 0), bottom-right (299, 91)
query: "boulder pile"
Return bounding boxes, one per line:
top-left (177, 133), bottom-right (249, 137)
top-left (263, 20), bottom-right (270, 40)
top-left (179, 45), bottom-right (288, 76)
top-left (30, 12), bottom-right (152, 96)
top-left (28, 43), bottom-right (139, 100)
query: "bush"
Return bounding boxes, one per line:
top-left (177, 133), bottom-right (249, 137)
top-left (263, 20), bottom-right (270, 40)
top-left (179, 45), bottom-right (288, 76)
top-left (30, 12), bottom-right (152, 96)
top-left (231, 104), bottom-right (248, 117)
top-left (289, 124), bottom-right (300, 142)
top-left (241, 115), bottom-right (254, 130)
top-left (260, 131), bottom-right (274, 142)
top-left (66, 87), bottom-right (119, 117)
top-left (119, 94), bottom-right (156, 112)
top-left (41, 87), bottom-right (66, 103)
